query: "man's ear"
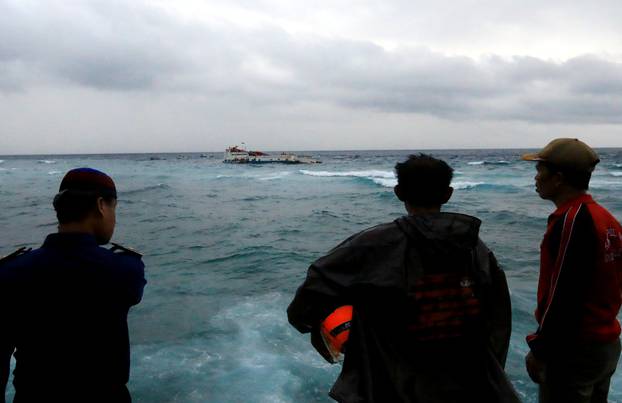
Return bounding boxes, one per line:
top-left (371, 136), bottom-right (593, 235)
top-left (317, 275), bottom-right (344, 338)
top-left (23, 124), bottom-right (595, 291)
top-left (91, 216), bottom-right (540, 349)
top-left (394, 185), bottom-right (405, 201)
top-left (554, 172), bottom-right (566, 188)
top-left (95, 197), bottom-right (106, 217)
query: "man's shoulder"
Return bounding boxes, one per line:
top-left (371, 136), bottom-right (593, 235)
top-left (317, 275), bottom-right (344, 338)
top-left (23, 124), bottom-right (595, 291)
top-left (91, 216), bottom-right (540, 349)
top-left (97, 243), bottom-right (144, 269)
top-left (585, 199), bottom-right (621, 227)
top-left (0, 246), bottom-right (36, 270)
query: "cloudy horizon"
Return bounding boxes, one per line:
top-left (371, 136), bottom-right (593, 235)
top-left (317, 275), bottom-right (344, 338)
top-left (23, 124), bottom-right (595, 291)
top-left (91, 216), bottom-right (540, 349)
top-left (1, 0), bottom-right (621, 155)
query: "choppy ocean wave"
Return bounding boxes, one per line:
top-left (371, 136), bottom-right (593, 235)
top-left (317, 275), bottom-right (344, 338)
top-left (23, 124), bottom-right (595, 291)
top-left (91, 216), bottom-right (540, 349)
top-left (468, 160), bottom-right (511, 166)
top-left (608, 171), bottom-right (622, 177)
top-left (452, 181), bottom-right (486, 190)
top-left (0, 160), bottom-right (4, 164)
top-left (3, 149), bottom-right (622, 403)
top-left (300, 169), bottom-right (397, 188)
top-left (299, 169), bottom-right (394, 179)
top-left (121, 183), bottom-right (171, 195)
top-left (48, 170), bottom-right (61, 175)
top-left (37, 160), bottom-right (56, 164)
top-left (590, 179), bottom-right (622, 189)
top-left (259, 172), bottom-right (292, 181)
top-left (299, 170), bottom-right (512, 192)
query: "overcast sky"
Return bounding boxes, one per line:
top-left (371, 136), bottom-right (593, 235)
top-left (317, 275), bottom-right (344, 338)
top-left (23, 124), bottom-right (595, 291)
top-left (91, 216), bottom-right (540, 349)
top-left (1, 0), bottom-right (621, 154)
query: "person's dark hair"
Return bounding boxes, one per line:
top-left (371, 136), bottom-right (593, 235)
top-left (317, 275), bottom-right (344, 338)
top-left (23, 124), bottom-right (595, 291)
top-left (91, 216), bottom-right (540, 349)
top-left (53, 191), bottom-right (115, 224)
top-left (394, 154), bottom-right (454, 207)
top-left (543, 162), bottom-right (591, 191)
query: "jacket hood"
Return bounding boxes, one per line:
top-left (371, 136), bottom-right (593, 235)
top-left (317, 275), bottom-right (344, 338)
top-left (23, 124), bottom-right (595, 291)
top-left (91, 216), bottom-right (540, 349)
top-left (395, 212), bottom-right (481, 250)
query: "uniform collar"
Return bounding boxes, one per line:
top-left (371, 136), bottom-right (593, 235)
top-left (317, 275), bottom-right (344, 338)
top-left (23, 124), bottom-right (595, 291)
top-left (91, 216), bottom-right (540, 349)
top-left (550, 193), bottom-right (593, 219)
top-left (43, 232), bottom-right (99, 248)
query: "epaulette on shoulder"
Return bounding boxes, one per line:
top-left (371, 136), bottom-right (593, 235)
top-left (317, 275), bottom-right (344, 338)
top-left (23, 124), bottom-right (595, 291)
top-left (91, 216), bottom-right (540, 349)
top-left (110, 242), bottom-right (143, 258)
top-left (0, 246), bottom-right (32, 265)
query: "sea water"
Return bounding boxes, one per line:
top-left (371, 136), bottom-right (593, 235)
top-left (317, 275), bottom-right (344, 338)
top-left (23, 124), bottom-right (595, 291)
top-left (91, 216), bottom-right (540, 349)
top-left (1, 149), bottom-right (622, 402)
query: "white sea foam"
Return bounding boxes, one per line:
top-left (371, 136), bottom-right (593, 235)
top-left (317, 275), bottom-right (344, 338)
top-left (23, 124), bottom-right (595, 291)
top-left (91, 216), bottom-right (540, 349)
top-left (608, 171), bottom-right (622, 177)
top-left (48, 170), bottom-right (61, 175)
top-left (38, 160), bottom-right (56, 164)
top-left (259, 172), bottom-right (292, 181)
top-left (299, 170), bottom-right (485, 190)
top-left (468, 160), bottom-right (509, 166)
top-left (299, 169), bottom-right (395, 179)
top-left (371, 178), bottom-right (397, 188)
top-left (300, 169), bottom-right (396, 188)
top-left (452, 181), bottom-right (485, 190)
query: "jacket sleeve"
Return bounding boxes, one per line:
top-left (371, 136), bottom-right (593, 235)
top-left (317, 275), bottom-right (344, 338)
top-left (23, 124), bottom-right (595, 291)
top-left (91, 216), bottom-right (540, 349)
top-left (476, 241), bottom-right (512, 368)
top-left (527, 205), bottom-right (595, 359)
top-left (487, 251), bottom-right (512, 368)
top-left (113, 254), bottom-right (147, 306)
top-left (287, 241), bottom-right (357, 334)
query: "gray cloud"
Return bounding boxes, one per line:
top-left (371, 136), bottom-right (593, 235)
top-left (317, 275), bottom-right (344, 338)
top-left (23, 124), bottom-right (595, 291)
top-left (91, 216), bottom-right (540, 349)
top-left (0, 0), bottom-right (621, 136)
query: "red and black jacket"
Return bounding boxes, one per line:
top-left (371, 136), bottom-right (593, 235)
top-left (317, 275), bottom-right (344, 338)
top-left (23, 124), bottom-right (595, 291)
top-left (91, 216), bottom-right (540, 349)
top-left (527, 194), bottom-right (622, 359)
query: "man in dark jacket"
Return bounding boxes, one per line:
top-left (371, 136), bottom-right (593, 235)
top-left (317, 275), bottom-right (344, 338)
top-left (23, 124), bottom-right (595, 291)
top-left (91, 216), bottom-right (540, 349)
top-left (0, 168), bottom-right (146, 403)
top-left (523, 139), bottom-right (622, 403)
top-left (288, 154), bottom-right (519, 403)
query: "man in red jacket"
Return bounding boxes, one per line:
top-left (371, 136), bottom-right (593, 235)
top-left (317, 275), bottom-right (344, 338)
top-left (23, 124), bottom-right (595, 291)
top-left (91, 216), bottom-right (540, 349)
top-left (523, 138), bottom-right (622, 403)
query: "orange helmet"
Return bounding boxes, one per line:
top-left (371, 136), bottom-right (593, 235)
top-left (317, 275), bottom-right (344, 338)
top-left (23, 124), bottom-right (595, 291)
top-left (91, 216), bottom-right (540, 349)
top-left (320, 305), bottom-right (353, 363)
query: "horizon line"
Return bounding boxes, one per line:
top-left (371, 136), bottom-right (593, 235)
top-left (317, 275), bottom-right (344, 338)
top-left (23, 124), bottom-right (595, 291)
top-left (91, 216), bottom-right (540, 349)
top-left (2, 145), bottom-right (622, 157)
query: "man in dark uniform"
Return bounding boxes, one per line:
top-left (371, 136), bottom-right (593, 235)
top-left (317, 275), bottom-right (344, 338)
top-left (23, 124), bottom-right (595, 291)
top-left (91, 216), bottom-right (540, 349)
top-left (0, 168), bottom-right (146, 403)
top-left (523, 139), bottom-right (622, 403)
top-left (288, 154), bottom-right (519, 402)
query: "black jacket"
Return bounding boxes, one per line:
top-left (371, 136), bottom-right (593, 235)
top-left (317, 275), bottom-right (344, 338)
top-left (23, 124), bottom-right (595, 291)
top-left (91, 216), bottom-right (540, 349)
top-left (288, 213), bottom-right (519, 403)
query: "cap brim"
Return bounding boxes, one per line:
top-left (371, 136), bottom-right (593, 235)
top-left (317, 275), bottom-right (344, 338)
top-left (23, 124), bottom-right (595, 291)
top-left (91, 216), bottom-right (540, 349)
top-left (521, 153), bottom-right (544, 162)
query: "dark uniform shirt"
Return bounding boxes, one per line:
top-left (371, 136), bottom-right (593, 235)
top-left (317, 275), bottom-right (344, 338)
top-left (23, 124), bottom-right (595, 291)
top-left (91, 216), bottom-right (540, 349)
top-left (0, 233), bottom-right (146, 403)
top-left (288, 213), bottom-right (519, 403)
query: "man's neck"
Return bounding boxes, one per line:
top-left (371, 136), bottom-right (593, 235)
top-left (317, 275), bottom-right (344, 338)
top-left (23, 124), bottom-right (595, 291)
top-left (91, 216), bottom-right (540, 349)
top-left (58, 221), bottom-right (95, 235)
top-left (551, 189), bottom-right (586, 208)
top-left (406, 204), bottom-right (442, 215)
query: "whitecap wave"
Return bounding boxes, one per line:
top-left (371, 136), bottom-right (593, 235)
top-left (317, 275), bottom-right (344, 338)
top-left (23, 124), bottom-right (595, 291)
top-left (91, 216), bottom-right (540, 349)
top-left (452, 181), bottom-right (486, 190)
top-left (371, 178), bottom-right (397, 188)
top-left (608, 171), bottom-right (622, 177)
top-left (614, 163), bottom-right (622, 168)
top-left (0, 160), bottom-right (4, 164)
top-left (468, 160), bottom-right (510, 166)
top-left (48, 170), bottom-right (61, 175)
top-left (259, 172), bottom-right (292, 181)
top-left (299, 169), bottom-right (394, 179)
top-left (299, 169), bottom-right (488, 190)
top-left (38, 160), bottom-right (56, 164)
top-left (300, 169), bottom-right (396, 188)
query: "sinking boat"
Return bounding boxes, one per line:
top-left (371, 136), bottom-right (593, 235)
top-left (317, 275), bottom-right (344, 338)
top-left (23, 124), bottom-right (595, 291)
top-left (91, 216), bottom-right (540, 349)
top-left (223, 146), bottom-right (321, 164)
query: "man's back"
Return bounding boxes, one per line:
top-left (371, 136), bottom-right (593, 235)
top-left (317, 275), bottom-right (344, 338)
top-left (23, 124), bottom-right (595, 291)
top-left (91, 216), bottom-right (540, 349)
top-left (1, 233), bottom-right (145, 401)
top-left (288, 213), bottom-right (516, 402)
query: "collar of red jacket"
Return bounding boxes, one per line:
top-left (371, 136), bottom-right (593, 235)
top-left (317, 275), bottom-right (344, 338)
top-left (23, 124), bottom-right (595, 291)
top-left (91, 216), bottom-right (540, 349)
top-left (550, 193), bottom-right (594, 219)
